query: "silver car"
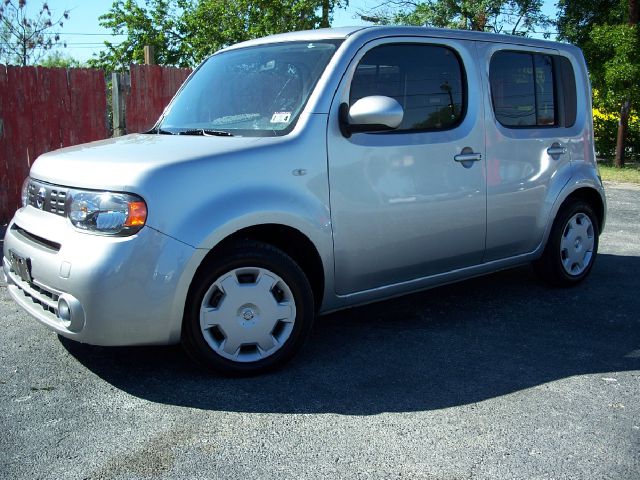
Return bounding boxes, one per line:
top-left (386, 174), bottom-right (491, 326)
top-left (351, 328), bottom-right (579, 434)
top-left (2, 26), bottom-right (605, 375)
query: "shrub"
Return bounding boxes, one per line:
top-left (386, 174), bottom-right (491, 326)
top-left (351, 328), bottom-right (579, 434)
top-left (593, 106), bottom-right (640, 161)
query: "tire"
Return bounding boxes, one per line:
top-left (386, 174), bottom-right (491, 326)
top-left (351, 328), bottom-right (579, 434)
top-left (534, 200), bottom-right (599, 287)
top-left (182, 240), bottom-right (314, 376)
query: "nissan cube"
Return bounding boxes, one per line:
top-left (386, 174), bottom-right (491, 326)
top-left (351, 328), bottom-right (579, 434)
top-left (2, 26), bottom-right (606, 375)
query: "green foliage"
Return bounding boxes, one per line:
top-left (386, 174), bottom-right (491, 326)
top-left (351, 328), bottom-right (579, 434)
top-left (39, 51), bottom-right (82, 68)
top-left (89, 0), bottom-right (192, 71)
top-left (183, 0), bottom-right (346, 63)
top-left (91, 0), bottom-right (348, 71)
top-left (593, 110), bottom-right (640, 161)
top-left (0, 0), bottom-right (70, 66)
top-left (589, 24), bottom-right (640, 110)
top-left (557, 0), bottom-right (640, 165)
top-left (362, 0), bottom-right (552, 36)
top-left (556, 0), bottom-right (626, 47)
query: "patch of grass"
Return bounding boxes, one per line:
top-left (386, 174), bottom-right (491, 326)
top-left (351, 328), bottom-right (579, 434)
top-left (597, 161), bottom-right (640, 184)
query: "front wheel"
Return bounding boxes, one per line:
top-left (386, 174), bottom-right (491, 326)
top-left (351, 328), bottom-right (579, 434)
top-left (182, 241), bottom-right (314, 376)
top-left (534, 200), bottom-right (599, 287)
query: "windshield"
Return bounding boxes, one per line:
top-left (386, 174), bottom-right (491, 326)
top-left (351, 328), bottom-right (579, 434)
top-left (157, 40), bottom-right (341, 137)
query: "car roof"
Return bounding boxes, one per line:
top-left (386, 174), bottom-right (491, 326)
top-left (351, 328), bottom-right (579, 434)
top-left (224, 25), bottom-right (574, 53)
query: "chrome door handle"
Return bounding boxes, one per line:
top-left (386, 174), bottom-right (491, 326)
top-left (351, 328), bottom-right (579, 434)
top-left (546, 144), bottom-right (567, 156)
top-left (454, 152), bottom-right (482, 162)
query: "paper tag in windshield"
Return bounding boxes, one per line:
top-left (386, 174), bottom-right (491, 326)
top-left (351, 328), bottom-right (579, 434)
top-left (270, 112), bottom-right (291, 123)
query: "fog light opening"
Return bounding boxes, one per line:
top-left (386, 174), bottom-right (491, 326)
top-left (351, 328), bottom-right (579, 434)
top-left (58, 298), bottom-right (72, 327)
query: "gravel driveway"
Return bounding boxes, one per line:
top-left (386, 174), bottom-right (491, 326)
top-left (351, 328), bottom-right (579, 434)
top-left (1, 182), bottom-right (639, 479)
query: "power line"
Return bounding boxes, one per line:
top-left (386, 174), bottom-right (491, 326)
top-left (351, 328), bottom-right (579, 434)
top-left (40, 32), bottom-right (127, 36)
top-left (0, 42), bottom-right (122, 47)
top-left (63, 42), bottom-right (122, 45)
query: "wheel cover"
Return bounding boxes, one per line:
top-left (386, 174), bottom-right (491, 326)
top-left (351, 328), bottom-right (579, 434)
top-left (560, 212), bottom-right (595, 276)
top-left (199, 267), bottom-right (297, 362)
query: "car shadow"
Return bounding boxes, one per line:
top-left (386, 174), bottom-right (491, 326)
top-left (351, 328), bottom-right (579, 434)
top-left (60, 253), bottom-right (640, 414)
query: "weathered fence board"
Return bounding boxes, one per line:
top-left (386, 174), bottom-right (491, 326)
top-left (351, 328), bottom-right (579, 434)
top-left (0, 66), bottom-right (8, 225)
top-left (125, 64), bottom-right (191, 133)
top-left (0, 65), bottom-right (108, 224)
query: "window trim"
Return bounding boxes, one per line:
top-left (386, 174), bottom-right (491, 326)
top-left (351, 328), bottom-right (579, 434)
top-left (348, 42), bottom-right (469, 135)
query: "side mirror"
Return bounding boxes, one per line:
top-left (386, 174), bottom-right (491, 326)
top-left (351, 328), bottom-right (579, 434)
top-left (339, 96), bottom-right (404, 138)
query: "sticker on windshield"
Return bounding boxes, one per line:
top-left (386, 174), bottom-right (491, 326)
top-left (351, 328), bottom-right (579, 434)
top-left (270, 112), bottom-right (291, 123)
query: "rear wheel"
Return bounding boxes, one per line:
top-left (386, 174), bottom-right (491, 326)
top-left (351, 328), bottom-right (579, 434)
top-left (182, 241), bottom-right (314, 375)
top-left (534, 200), bottom-right (599, 287)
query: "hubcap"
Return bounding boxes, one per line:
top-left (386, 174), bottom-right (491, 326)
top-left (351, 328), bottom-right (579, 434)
top-left (560, 212), bottom-right (595, 276)
top-left (199, 267), bottom-right (296, 362)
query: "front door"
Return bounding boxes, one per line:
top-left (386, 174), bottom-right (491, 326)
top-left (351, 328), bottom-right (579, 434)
top-left (328, 38), bottom-right (487, 295)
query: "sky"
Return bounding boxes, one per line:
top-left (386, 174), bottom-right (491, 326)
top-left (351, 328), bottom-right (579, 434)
top-left (22, 0), bottom-right (559, 63)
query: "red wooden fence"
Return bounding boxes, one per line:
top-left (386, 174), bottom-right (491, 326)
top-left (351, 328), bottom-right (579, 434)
top-left (1, 64), bottom-right (191, 224)
top-left (0, 65), bottom-right (108, 224)
top-left (125, 64), bottom-right (192, 133)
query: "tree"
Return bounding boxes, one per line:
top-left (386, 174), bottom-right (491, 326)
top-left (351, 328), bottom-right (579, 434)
top-left (590, 24), bottom-right (640, 167)
top-left (0, 0), bottom-right (69, 66)
top-left (91, 0), bottom-right (348, 70)
top-left (556, 0), bottom-right (625, 47)
top-left (182, 0), bottom-right (347, 63)
top-left (557, 0), bottom-right (640, 167)
top-left (360, 0), bottom-right (552, 36)
top-left (89, 0), bottom-right (192, 71)
top-left (39, 50), bottom-right (82, 67)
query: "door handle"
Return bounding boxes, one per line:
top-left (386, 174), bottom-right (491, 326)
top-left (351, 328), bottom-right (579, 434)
top-left (454, 152), bottom-right (482, 163)
top-left (546, 143), bottom-right (567, 157)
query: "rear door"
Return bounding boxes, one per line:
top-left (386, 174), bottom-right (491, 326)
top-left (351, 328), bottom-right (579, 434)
top-left (327, 38), bottom-right (487, 295)
top-left (478, 44), bottom-right (577, 260)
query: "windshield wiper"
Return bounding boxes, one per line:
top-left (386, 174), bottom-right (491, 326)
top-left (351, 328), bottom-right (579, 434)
top-left (179, 129), bottom-right (234, 137)
top-left (150, 128), bottom-right (176, 135)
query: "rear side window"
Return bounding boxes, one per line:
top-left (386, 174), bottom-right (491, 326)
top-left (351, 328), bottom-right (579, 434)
top-left (490, 50), bottom-right (576, 128)
top-left (350, 44), bottom-right (466, 132)
top-left (490, 51), bottom-right (555, 127)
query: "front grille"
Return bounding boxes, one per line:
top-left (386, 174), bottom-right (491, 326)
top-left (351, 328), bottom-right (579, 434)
top-left (5, 265), bottom-right (61, 319)
top-left (27, 180), bottom-right (69, 217)
top-left (11, 225), bottom-right (61, 252)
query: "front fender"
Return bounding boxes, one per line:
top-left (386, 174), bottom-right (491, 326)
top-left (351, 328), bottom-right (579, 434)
top-left (164, 188), bottom-right (334, 343)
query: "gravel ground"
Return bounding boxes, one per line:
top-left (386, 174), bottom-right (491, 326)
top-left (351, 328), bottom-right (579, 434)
top-left (1, 182), bottom-right (638, 479)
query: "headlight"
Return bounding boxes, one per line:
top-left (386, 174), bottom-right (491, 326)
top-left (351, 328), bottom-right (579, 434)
top-left (67, 190), bottom-right (147, 235)
top-left (21, 177), bottom-right (30, 207)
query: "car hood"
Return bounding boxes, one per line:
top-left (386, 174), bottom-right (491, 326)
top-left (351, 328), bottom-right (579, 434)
top-left (29, 133), bottom-right (271, 191)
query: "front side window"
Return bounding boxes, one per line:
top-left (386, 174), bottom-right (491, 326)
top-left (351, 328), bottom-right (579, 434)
top-left (490, 51), bottom-right (557, 127)
top-left (159, 41), bottom-right (340, 136)
top-left (349, 43), bottom-right (466, 132)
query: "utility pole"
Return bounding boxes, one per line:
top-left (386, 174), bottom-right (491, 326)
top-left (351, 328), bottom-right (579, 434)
top-left (144, 45), bottom-right (156, 65)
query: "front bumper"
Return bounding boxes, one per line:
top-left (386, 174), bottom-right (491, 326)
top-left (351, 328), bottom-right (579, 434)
top-left (3, 206), bottom-right (197, 346)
